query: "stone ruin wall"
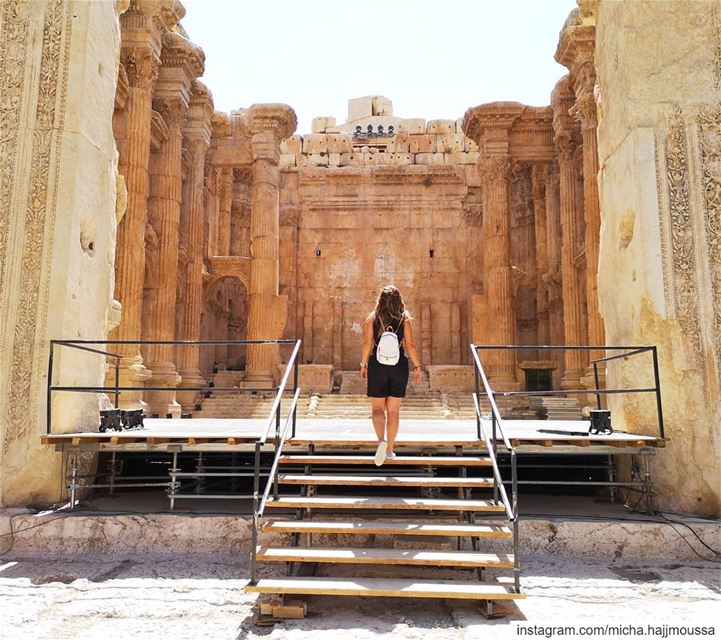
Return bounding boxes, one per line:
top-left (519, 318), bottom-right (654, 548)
top-left (590, 0), bottom-right (721, 516)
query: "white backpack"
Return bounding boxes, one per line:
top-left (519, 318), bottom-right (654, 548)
top-left (376, 319), bottom-right (403, 366)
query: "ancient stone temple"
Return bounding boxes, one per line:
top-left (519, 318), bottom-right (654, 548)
top-left (0, 0), bottom-right (719, 518)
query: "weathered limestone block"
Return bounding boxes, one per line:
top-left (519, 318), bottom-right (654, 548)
top-left (388, 153), bottom-right (413, 166)
top-left (427, 365), bottom-right (475, 391)
top-left (426, 119), bottom-right (455, 134)
top-left (464, 137), bottom-right (479, 152)
top-left (307, 153), bottom-right (329, 166)
top-left (280, 135), bottom-right (302, 154)
top-left (302, 133), bottom-right (327, 154)
top-left (415, 152), bottom-right (445, 165)
top-left (279, 153), bottom-right (296, 168)
top-left (445, 152), bottom-right (478, 165)
top-left (339, 152), bottom-right (362, 166)
top-left (437, 133), bottom-right (465, 153)
top-left (397, 118), bottom-right (426, 135)
top-left (465, 164), bottom-right (482, 187)
top-left (0, 0), bottom-right (123, 506)
top-left (311, 116), bottom-right (336, 133)
top-left (408, 135), bottom-right (436, 153)
top-left (326, 133), bottom-right (353, 154)
top-left (327, 152), bottom-right (341, 167)
top-left (386, 132), bottom-right (410, 153)
top-left (276, 364), bottom-right (334, 394)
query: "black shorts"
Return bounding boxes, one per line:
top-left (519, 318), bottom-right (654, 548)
top-left (367, 354), bottom-right (409, 398)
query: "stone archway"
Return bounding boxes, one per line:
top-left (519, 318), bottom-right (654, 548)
top-left (203, 274), bottom-right (249, 374)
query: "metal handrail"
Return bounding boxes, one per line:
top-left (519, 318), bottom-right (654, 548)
top-left (46, 338), bottom-right (302, 436)
top-left (471, 344), bottom-right (665, 439)
top-left (258, 339), bottom-right (302, 445)
top-left (469, 344), bottom-right (520, 593)
top-left (472, 393), bottom-right (513, 520)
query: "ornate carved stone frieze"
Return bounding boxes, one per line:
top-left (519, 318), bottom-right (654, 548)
top-left (697, 104), bottom-right (721, 369)
top-left (665, 108), bottom-right (703, 357)
top-left (461, 102), bottom-right (524, 143)
top-left (6, 0), bottom-right (71, 446)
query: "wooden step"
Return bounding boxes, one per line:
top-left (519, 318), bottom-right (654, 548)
top-left (287, 439), bottom-right (484, 447)
top-left (279, 455), bottom-right (492, 466)
top-left (256, 546), bottom-right (514, 568)
top-left (260, 520), bottom-right (512, 538)
top-left (245, 577), bottom-right (524, 600)
top-left (277, 474), bottom-right (494, 488)
top-left (265, 495), bottom-right (507, 512)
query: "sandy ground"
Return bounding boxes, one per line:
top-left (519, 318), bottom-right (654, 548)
top-left (1, 553), bottom-right (719, 640)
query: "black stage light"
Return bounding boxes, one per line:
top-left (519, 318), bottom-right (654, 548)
top-left (121, 409), bottom-right (145, 430)
top-left (589, 409), bottom-right (612, 435)
top-left (99, 409), bottom-right (122, 432)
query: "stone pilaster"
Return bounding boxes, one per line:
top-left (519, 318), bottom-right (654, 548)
top-left (177, 82), bottom-right (212, 412)
top-left (110, 28), bottom-right (161, 409)
top-left (244, 105), bottom-right (297, 386)
top-left (216, 168), bottom-right (233, 256)
top-left (532, 165), bottom-right (550, 345)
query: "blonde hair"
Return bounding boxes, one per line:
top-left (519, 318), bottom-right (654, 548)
top-left (365, 285), bottom-right (412, 338)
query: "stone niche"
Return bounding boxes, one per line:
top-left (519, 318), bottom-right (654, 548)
top-left (593, 0), bottom-right (721, 516)
top-left (0, 0), bottom-right (123, 506)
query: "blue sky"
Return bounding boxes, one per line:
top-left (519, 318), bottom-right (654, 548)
top-left (182, 0), bottom-right (576, 134)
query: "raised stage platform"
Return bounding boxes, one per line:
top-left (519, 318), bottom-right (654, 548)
top-left (42, 417), bottom-right (665, 454)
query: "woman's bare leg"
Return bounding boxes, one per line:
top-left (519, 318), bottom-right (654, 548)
top-left (370, 397), bottom-right (387, 442)
top-left (385, 396), bottom-right (401, 455)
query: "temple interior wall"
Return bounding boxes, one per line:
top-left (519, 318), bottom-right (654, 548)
top-left (593, 0), bottom-right (721, 516)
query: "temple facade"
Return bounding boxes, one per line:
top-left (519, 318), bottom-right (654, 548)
top-left (105, 2), bottom-right (606, 409)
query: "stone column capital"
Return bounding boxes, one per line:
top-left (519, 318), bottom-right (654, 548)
top-left (155, 95), bottom-right (186, 132)
top-left (554, 133), bottom-right (578, 163)
top-left (249, 104), bottom-right (297, 139)
top-left (478, 156), bottom-right (511, 182)
top-left (122, 45), bottom-right (160, 91)
top-left (569, 91), bottom-right (598, 130)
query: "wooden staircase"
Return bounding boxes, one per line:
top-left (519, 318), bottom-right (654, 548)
top-left (246, 446), bottom-right (523, 608)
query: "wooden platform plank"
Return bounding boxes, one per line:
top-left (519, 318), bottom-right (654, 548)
top-left (260, 520), bottom-right (513, 538)
top-left (279, 455), bottom-right (492, 466)
top-left (245, 577), bottom-right (524, 600)
top-left (265, 495), bottom-right (507, 512)
top-left (277, 474), bottom-right (494, 488)
top-left (256, 546), bottom-right (515, 568)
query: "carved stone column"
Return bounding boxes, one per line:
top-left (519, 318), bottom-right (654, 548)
top-left (110, 41), bottom-right (160, 409)
top-left (479, 157), bottom-right (517, 386)
top-left (244, 105), bottom-right (297, 386)
top-left (544, 162), bottom-right (566, 388)
top-left (555, 134), bottom-right (586, 389)
top-left (177, 82), bottom-right (212, 412)
top-left (144, 97), bottom-right (186, 416)
top-left (573, 87), bottom-right (604, 349)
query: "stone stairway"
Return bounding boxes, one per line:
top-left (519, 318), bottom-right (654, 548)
top-left (194, 371), bottom-right (582, 421)
top-left (247, 445), bottom-right (523, 605)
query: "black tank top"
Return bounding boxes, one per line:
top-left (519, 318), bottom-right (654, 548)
top-left (372, 316), bottom-right (406, 357)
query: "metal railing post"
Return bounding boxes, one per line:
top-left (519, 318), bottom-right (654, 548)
top-left (651, 346), bottom-right (665, 439)
top-left (251, 441), bottom-right (261, 584)
top-left (593, 362), bottom-right (601, 410)
top-left (46, 341), bottom-right (54, 436)
top-left (114, 356), bottom-right (120, 409)
top-left (292, 348), bottom-right (300, 438)
top-left (473, 350), bottom-right (481, 440)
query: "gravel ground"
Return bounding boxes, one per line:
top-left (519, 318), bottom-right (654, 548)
top-left (1, 553), bottom-right (719, 640)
